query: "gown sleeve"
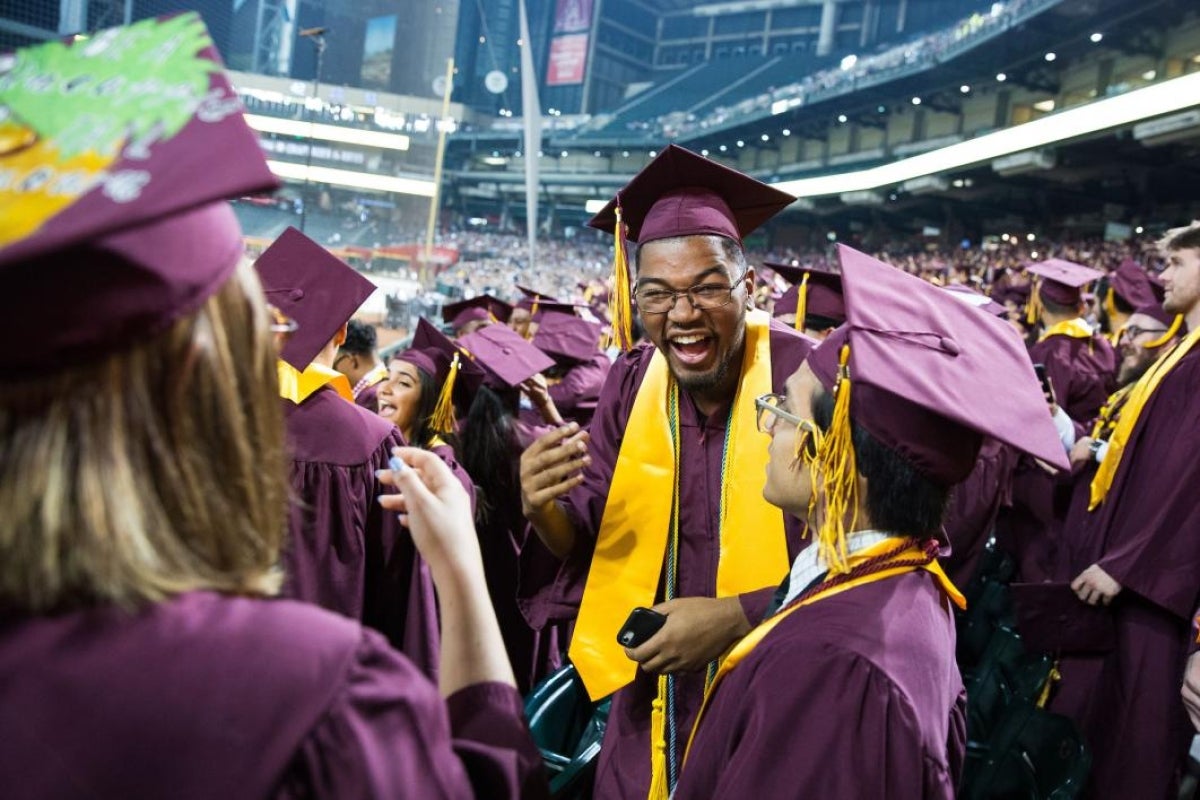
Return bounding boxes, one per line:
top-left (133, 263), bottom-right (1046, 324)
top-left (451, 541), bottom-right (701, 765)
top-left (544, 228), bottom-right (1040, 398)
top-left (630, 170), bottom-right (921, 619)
top-left (275, 628), bottom-right (548, 800)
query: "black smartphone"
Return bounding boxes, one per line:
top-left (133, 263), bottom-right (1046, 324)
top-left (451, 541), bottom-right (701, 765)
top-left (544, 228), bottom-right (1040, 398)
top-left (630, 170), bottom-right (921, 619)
top-left (616, 607), bottom-right (667, 648)
top-left (1033, 363), bottom-right (1055, 404)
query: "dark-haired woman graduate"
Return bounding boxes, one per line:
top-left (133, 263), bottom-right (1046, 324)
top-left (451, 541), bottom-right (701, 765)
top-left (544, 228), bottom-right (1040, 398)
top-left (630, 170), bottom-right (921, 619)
top-left (674, 246), bottom-right (1069, 799)
top-left (455, 322), bottom-right (573, 693)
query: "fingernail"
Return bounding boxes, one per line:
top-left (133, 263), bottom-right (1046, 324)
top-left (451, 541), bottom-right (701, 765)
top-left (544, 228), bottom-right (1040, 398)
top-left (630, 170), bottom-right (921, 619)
top-left (376, 495), bottom-right (386, 505)
top-left (374, 469), bottom-right (386, 479)
top-left (389, 456), bottom-right (405, 472)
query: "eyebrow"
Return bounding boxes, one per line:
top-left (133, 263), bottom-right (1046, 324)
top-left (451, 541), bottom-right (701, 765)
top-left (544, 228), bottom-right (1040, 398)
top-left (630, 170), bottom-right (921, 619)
top-left (635, 266), bottom-right (734, 289)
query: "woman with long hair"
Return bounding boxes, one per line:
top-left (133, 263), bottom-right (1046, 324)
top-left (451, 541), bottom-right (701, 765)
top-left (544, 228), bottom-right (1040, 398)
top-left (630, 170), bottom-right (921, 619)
top-left (0, 17), bottom-right (543, 799)
top-left (454, 322), bottom-right (574, 694)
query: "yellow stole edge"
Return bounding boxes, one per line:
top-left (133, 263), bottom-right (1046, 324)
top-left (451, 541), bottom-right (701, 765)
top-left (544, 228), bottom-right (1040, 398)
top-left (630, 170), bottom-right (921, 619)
top-left (277, 361), bottom-right (355, 405)
top-left (1038, 317), bottom-right (1094, 342)
top-left (569, 310), bottom-right (788, 702)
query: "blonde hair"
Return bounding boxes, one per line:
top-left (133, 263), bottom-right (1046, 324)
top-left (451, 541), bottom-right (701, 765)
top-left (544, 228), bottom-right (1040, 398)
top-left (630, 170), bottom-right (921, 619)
top-left (0, 259), bottom-right (288, 612)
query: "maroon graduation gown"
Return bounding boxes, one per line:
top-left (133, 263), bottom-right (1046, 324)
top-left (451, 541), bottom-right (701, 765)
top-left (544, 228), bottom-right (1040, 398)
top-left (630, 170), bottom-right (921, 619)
top-left (521, 321), bottom-right (815, 799)
top-left (675, 572), bottom-right (966, 799)
top-left (1047, 347), bottom-right (1200, 799)
top-left (547, 353), bottom-right (611, 426)
top-left (0, 591), bottom-right (547, 800)
top-left (354, 377), bottom-right (383, 413)
top-left (282, 386), bottom-right (438, 677)
top-left (1028, 332), bottom-right (1115, 424)
top-left (941, 438), bottom-right (1018, 588)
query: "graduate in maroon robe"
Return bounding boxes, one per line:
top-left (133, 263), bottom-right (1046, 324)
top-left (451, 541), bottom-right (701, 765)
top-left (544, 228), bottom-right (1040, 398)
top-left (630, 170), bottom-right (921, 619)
top-left (335, 319), bottom-right (389, 411)
top-left (528, 309), bottom-right (611, 427)
top-left (765, 260), bottom-right (846, 339)
top-left (0, 18), bottom-right (544, 798)
top-left (442, 294), bottom-right (513, 338)
top-left (256, 229), bottom-right (438, 676)
top-left (519, 145), bottom-right (815, 798)
top-left (1043, 225), bottom-right (1200, 800)
top-left (675, 245), bottom-right (1069, 800)
top-left (456, 322), bottom-right (572, 694)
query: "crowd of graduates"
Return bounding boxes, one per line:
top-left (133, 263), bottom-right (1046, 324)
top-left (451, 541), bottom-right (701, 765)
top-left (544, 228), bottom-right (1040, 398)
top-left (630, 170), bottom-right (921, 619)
top-left (4, 14), bottom-right (1200, 800)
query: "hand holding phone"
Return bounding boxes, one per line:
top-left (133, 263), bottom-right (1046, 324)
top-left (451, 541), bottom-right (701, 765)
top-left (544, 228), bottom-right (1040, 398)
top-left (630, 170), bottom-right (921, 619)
top-left (617, 607), bottom-right (667, 648)
top-left (1034, 363), bottom-right (1057, 409)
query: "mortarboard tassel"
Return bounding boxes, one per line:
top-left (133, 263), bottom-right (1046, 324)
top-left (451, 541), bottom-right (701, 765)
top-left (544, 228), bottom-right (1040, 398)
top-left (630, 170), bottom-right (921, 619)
top-left (1025, 281), bottom-right (1042, 327)
top-left (1103, 286), bottom-right (1119, 324)
top-left (1145, 314), bottom-right (1184, 349)
top-left (605, 206), bottom-right (635, 351)
top-left (429, 353), bottom-right (461, 435)
top-left (793, 272), bottom-right (809, 332)
top-left (810, 344), bottom-right (858, 575)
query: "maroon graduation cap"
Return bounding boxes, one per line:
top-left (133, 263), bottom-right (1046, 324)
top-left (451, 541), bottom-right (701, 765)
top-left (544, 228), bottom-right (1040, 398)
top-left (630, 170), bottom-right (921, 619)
top-left (0, 13), bottom-right (279, 375)
top-left (765, 261), bottom-right (846, 326)
top-left (393, 317), bottom-right (485, 394)
top-left (254, 227), bottom-right (377, 370)
top-left (807, 244), bottom-right (1070, 488)
top-left (1108, 259), bottom-right (1158, 310)
top-left (441, 295), bottom-right (513, 333)
top-left (1027, 259), bottom-right (1103, 306)
top-left (458, 321), bottom-right (554, 389)
top-left (532, 311), bottom-right (603, 364)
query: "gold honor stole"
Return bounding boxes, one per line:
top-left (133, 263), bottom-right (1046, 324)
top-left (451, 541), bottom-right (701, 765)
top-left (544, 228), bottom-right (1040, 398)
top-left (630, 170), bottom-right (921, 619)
top-left (1038, 318), bottom-right (1095, 342)
top-left (1090, 324), bottom-right (1200, 509)
top-left (277, 361), bottom-right (355, 405)
top-left (569, 309), bottom-right (788, 702)
top-left (684, 537), bottom-right (966, 761)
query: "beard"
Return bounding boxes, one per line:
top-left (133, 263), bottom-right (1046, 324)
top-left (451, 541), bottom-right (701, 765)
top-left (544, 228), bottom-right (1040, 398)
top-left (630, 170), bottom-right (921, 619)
top-left (671, 325), bottom-right (745, 397)
top-left (1117, 354), bottom-right (1157, 388)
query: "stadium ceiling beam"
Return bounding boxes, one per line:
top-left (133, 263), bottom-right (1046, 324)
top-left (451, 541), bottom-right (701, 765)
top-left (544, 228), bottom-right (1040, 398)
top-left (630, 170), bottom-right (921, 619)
top-left (1108, 27), bottom-right (1164, 59)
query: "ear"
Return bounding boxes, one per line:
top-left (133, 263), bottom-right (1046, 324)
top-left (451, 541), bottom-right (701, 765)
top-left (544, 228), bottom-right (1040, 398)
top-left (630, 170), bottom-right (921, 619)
top-left (334, 323), bottom-right (349, 348)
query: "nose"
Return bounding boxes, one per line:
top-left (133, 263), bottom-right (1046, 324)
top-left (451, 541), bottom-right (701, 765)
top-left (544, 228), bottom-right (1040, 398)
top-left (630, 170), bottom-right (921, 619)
top-left (665, 292), bottom-right (702, 323)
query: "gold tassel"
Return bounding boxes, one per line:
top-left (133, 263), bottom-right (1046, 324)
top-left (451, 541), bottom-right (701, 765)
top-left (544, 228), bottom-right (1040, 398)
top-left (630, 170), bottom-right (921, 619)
top-left (1036, 661), bottom-right (1062, 709)
top-left (1025, 281), bottom-right (1042, 327)
top-left (793, 273), bottom-right (810, 332)
top-left (531, 299), bottom-right (540, 318)
top-left (647, 674), bottom-right (671, 800)
top-left (429, 353), bottom-right (460, 434)
top-left (1103, 287), bottom-right (1119, 324)
top-left (604, 206), bottom-right (635, 351)
top-left (809, 345), bottom-right (857, 574)
top-left (1145, 314), bottom-right (1183, 349)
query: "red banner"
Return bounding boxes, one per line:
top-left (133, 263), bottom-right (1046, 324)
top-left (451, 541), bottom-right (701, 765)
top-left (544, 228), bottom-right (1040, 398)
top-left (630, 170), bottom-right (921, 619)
top-left (547, 34), bottom-right (588, 85)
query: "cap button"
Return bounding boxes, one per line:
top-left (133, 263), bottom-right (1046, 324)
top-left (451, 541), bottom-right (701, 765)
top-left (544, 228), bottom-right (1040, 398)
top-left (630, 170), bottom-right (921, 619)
top-left (501, 346), bottom-right (512, 355)
top-left (938, 337), bottom-right (961, 356)
top-left (290, 289), bottom-right (305, 301)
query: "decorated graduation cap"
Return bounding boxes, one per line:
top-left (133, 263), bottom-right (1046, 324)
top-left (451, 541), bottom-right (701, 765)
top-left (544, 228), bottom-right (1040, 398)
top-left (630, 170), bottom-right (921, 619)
top-left (532, 310), bottom-right (603, 364)
top-left (254, 227), bottom-right (377, 370)
top-left (1107, 259), bottom-right (1158, 311)
top-left (393, 318), bottom-right (485, 434)
top-left (587, 144), bottom-right (796, 350)
top-left (0, 13), bottom-right (279, 375)
top-left (458, 321), bottom-right (554, 390)
top-left (441, 294), bottom-right (513, 333)
top-left (804, 245), bottom-right (1069, 574)
top-left (1026, 259), bottom-right (1103, 307)
top-left (765, 261), bottom-right (846, 332)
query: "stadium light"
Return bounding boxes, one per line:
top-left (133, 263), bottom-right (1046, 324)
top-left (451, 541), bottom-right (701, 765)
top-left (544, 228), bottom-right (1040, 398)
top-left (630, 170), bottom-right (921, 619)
top-left (761, 133), bottom-right (770, 141)
top-left (736, 140), bottom-right (745, 147)
top-left (996, 72), bottom-right (1007, 82)
top-left (1090, 32), bottom-right (1103, 43)
top-left (774, 71), bottom-right (1200, 200)
top-left (782, 129), bottom-right (791, 136)
top-left (960, 85), bottom-right (971, 93)
top-left (911, 97), bottom-right (922, 105)
top-left (1136, 226), bottom-right (1145, 234)
top-left (244, 114), bottom-right (411, 151)
top-left (1045, 52), bottom-right (1056, 62)
top-left (267, 160), bottom-right (435, 196)
top-left (837, 114), bottom-right (848, 123)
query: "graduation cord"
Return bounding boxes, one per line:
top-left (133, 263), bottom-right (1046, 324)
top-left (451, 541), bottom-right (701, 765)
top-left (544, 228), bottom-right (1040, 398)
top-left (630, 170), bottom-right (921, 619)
top-left (655, 385), bottom-right (735, 794)
top-left (778, 537), bottom-right (940, 614)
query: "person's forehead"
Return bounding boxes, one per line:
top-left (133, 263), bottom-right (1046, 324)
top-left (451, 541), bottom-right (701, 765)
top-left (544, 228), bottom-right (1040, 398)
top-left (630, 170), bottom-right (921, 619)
top-left (1125, 312), bottom-right (1163, 332)
top-left (636, 235), bottom-right (738, 279)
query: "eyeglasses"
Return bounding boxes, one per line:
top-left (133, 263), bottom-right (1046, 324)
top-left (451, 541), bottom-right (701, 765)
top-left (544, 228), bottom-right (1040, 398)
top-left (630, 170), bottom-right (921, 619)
top-left (755, 393), bottom-right (810, 434)
top-left (756, 393), bottom-right (824, 465)
top-left (634, 271), bottom-right (747, 315)
top-left (1120, 324), bottom-right (1168, 341)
